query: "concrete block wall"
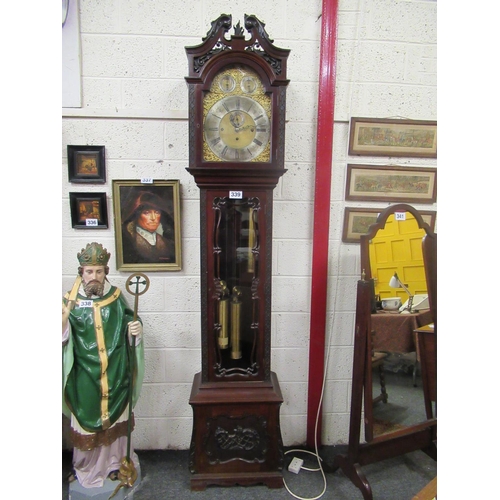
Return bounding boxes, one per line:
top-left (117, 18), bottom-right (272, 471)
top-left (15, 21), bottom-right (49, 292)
top-left (62, 0), bottom-right (437, 450)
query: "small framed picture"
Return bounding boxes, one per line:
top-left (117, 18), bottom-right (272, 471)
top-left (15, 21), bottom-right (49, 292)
top-left (67, 145), bottom-right (106, 183)
top-left (112, 180), bottom-right (182, 271)
top-left (69, 192), bottom-right (108, 229)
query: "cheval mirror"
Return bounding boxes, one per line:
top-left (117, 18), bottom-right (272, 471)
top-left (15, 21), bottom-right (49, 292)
top-left (361, 203), bottom-right (435, 441)
top-left (334, 204), bottom-right (437, 500)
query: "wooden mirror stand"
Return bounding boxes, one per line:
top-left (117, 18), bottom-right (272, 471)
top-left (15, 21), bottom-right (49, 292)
top-left (333, 205), bottom-right (437, 500)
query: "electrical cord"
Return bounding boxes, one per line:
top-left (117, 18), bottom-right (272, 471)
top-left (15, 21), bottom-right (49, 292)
top-left (283, 3), bottom-right (365, 495)
top-left (282, 322), bottom-right (332, 499)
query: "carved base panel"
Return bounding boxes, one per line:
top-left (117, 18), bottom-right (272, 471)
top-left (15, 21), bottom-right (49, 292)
top-left (188, 371), bottom-right (284, 490)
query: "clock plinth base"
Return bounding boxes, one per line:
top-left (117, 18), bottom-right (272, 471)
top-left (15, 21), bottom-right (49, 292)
top-left (188, 371), bottom-right (284, 490)
top-left (190, 471), bottom-right (283, 491)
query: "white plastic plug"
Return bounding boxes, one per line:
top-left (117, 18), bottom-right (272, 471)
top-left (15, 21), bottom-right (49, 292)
top-left (288, 457), bottom-right (304, 474)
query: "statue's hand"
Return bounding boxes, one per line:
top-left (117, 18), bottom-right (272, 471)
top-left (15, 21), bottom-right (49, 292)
top-left (128, 320), bottom-right (142, 337)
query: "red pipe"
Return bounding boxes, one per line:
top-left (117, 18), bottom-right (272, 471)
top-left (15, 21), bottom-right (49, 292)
top-left (306, 0), bottom-right (339, 449)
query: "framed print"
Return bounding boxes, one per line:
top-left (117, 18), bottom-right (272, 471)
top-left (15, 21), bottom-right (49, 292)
top-left (342, 207), bottom-right (436, 243)
top-left (112, 180), bottom-right (182, 272)
top-left (67, 145), bottom-right (106, 183)
top-left (345, 164), bottom-right (437, 203)
top-left (69, 192), bottom-right (108, 229)
top-left (348, 117), bottom-right (437, 158)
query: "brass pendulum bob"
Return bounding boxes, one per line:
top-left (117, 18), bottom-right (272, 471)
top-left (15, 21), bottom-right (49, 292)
top-left (218, 281), bottom-right (229, 349)
top-left (230, 286), bottom-right (242, 360)
top-left (247, 207), bottom-right (255, 273)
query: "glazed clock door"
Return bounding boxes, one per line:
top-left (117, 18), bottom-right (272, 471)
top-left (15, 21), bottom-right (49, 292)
top-left (205, 191), bottom-right (268, 382)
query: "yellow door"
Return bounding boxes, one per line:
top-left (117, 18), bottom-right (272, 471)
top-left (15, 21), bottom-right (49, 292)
top-left (369, 212), bottom-right (427, 301)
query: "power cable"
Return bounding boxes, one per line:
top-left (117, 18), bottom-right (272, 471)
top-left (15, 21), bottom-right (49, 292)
top-left (282, 303), bottom-right (333, 500)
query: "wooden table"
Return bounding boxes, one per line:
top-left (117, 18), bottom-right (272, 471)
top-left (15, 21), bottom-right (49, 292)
top-left (371, 309), bottom-right (433, 353)
top-left (414, 323), bottom-right (436, 420)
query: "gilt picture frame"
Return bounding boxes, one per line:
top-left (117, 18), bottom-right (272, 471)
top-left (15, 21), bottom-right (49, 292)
top-left (348, 117), bottom-right (437, 158)
top-left (69, 192), bottom-right (108, 229)
top-left (67, 145), bottom-right (106, 183)
top-left (342, 207), bottom-right (436, 243)
top-left (345, 164), bottom-right (437, 204)
top-left (112, 180), bottom-right (182, 272)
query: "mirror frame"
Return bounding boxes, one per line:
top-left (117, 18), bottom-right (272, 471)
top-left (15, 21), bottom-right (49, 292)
top-left (332, 204), bottom-right (437, 500)
top-left (360, 203), bottom-right (436, 440)
top-left (360, 203), bottom-right (436, 441)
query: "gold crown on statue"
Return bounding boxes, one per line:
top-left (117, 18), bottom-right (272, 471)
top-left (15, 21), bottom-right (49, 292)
top-left (77, 242), bottom-right (111, 267)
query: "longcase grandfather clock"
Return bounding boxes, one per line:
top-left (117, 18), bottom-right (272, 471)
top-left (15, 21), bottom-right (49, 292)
top-left (185, 14), bottom-right (290, 490)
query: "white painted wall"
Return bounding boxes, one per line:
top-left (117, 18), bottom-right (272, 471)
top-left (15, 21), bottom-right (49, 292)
top-left (62, 0), bottom-right (437, 450)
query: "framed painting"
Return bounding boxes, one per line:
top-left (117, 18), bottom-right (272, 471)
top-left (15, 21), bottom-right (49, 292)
top-left (112, 180), bottom-right (182, 271)
top-left (342, 207), bottom-right (436, 243)
top-left (345, 164), bottom-right (437, 203)
top-left (348, 117), bottom-right (437, 158)
top-left (67, 145), bottom-right (106, 183)
top-left (69, 192), bottom-right (108, 229)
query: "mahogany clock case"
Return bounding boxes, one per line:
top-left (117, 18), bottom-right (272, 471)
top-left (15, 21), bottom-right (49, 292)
top-left (184, 14), bottom-right (291, 490)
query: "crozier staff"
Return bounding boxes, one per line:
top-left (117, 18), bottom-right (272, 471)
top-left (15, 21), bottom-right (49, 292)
top-left (62, 242), bottom-right (144, 488)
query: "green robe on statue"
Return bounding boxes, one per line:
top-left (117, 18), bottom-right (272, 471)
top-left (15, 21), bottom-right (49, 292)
top-left (62, 285), bottom-right (144, 448)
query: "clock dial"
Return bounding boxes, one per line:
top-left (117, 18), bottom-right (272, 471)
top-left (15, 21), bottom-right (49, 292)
top-left (218, 74), bottom-right (236, 93)
top-left (202, 65), bottom-right (272, 163)
top-left (241, 76), bottom-right (257, 94)
top-left (204, 95), bottom-right (271, 162)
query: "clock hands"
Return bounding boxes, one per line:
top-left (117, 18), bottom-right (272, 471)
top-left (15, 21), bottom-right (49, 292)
top-left (234, 125), bottom-right (255, 133)
top-left (229, 111), bottom-right (245, 129)
top-left (228, 111), bottom-right (256, 133)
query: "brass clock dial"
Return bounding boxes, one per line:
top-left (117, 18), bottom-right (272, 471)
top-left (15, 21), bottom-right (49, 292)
top-left (203, 66), bottom-right (272, 162)
top-left (204, 95), bottom-right (271, 161)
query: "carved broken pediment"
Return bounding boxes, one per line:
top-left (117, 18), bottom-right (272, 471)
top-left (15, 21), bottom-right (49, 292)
top-left (186, 13), bottom-right (289, 79)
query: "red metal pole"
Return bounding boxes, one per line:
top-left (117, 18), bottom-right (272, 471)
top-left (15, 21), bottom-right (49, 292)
top-left (306, 0), bottom-right (339, 449)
